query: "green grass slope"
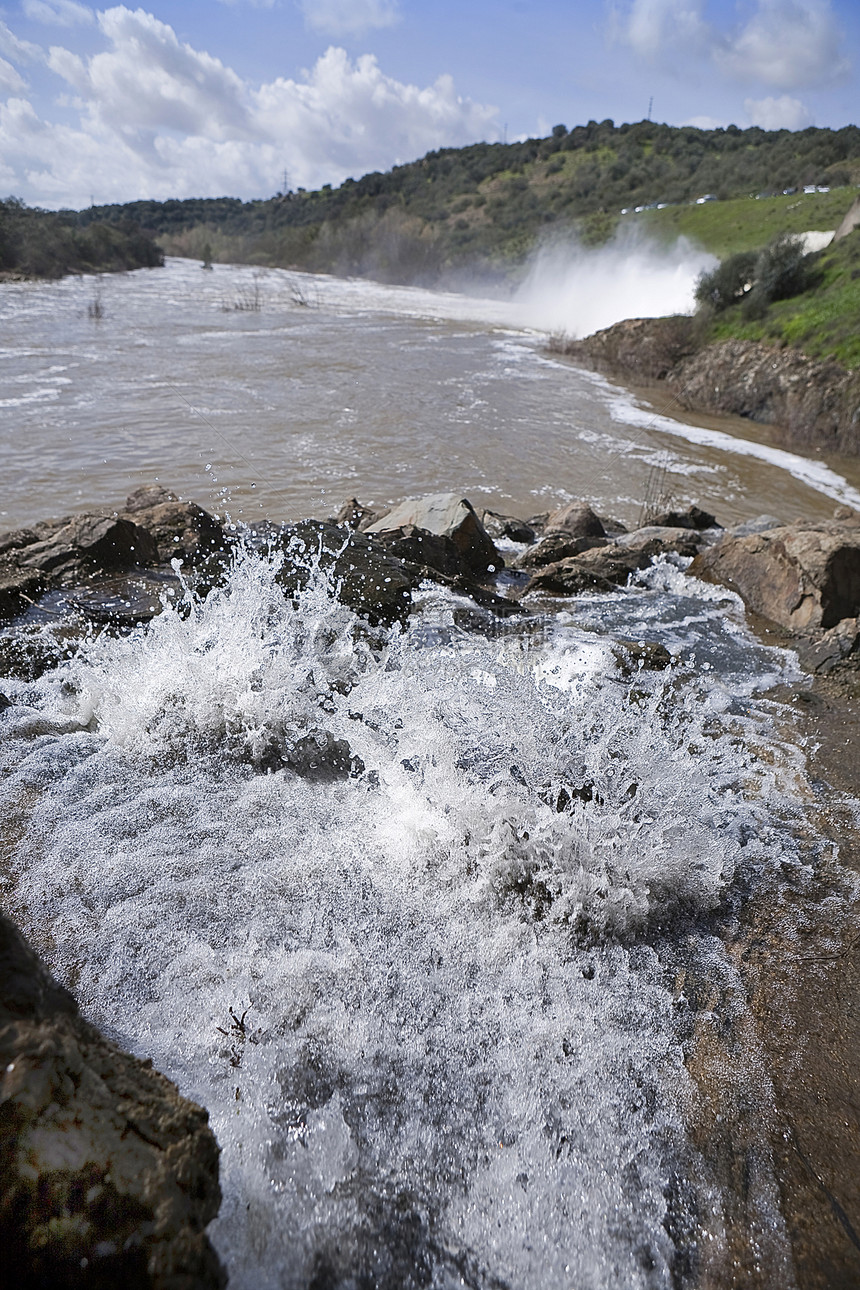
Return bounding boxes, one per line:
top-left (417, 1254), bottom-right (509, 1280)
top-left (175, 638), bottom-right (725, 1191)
top-left (704, 229), bottom-right (860, 369)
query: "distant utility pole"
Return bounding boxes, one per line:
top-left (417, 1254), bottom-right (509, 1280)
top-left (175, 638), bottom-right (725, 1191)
top-left (282, 168), bottom-right (290, 194)
top-left (647, 96), bottom-right (653, 121)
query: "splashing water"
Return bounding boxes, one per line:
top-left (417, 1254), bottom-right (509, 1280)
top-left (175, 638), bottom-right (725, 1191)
top-left (0, 548), bottom-right (813, 1287)
top-left (515, 232), bottom-right (717, 337)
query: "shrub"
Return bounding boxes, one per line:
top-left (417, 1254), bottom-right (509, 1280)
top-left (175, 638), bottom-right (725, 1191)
top-left (695, 250), bottom-right (757, 310)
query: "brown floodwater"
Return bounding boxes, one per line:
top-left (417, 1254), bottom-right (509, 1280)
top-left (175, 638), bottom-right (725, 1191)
top-left (2, 257), bottom-right (859, 533)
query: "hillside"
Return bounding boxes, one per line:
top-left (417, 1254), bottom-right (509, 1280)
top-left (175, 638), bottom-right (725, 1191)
top-left (75, 119), bottom-right (860, 284)
top-left (0, 199), bottom-right (163, 279)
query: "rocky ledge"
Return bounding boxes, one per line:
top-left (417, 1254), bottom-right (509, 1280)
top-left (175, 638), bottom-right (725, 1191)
top-left (0, 913), bottom-right (225, 1288)
top-left (554, 318), bottom-right (860, 456)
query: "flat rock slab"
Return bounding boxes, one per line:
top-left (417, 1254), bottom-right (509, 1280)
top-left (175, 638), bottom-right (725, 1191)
top-left (525, 545), bottom-right (652, 596)
top-left (689, 522), bottom-right (860, 630)
top-left (0, 913), bottom-right (225, 1289)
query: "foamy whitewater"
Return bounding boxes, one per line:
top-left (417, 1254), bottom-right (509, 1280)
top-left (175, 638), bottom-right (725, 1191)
top-left (1, 256), bottom-right (856, 1286)
top-left (0, 541), bottom-right (814, 1287)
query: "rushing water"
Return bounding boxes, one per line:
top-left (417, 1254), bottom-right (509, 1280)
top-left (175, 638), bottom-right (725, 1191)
top-left (1, 259), bottom-right (857, 1287)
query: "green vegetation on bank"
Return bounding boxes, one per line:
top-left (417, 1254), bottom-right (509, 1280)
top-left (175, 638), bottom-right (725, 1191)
top-left (77, 119), bottom-right (860, 283)
top-left (0, 198), bottom-right (163, 278)
top-left (698, 229), bottom-right (860, 369)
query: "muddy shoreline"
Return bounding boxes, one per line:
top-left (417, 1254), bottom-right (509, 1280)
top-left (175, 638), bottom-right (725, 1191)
top-left (737, 636), bottom-right (860, 1288)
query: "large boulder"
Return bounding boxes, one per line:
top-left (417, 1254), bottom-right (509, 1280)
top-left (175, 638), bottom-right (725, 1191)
top-left (366, 494), bottom-right (502, 578)
top-left (543, 501), bottom-right (606, 539)
top-left (121, 487), bottom-right (229, 568)
top-left (0, 913), bottom-right (225, 1289)
top-left (688, 522), bottom-right (860, 630)
top-left (13, 514), bottom-right (159, 584)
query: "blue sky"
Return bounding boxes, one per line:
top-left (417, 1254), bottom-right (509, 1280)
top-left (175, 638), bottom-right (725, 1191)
top-left (0, 0), bottom-right (857, 209)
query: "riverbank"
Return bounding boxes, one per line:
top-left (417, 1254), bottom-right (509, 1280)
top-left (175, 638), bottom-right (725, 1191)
top-left (553, 318), bottom-right (860, 457)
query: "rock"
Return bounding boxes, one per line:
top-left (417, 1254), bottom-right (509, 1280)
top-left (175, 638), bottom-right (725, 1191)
top-left (480, 510), bottom-right (537, 544)
top-left (274, 520), bottom-right (417, 627)
top-left (120, 488), bottom-right (229, 568)
top-left (796, 617), bottom-right (860, 674)
top-left (13, 514), bottom-right (160, 585)
top-left (0, 566), bottom-right (46, 622)
top-left (727, 515), bottom-right (784, 538)
top-left (612, 639), bottom-right (673, 674)
top-left (0, 626), bottom-right (83, 681)
top-left (543, 501), bottom-right (606, 539)
top-left (372, 525), bottom-right (464, 580)
top-left (646, 505), bottom-right (720, 531)
top-left (689, 523), bottom-right (860, 630)
top-left (333, 498), bottom-right (379, 531)
top-left (67, 571), bottom-right (182, 628)
top-left (615, 526), bottom-right (703, 558)
top-left (0, 912), bottom-right (225, 1289)
top-left (512, 532), bottom-right (607, 570)
top-left (525, 545), bottom-right (651, 596)
top-left (366, 493), bottom-right (502, 578)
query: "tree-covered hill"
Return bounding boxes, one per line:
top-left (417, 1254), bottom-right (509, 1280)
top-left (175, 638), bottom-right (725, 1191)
top-left (0, 199), bottom-right (163, 278)
top-left (76, 118), bottom-right (860, 283)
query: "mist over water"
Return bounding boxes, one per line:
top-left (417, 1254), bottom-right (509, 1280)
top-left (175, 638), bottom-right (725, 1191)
top-left (514, 232), bottom-right (717, 337)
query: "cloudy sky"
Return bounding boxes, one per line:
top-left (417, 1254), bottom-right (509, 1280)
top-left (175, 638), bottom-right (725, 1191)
top-left (0, 0), bottom-right (857, 209)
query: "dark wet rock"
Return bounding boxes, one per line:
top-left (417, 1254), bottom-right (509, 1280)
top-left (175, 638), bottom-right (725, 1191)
top-left (480, 510), bottom-right (537, 545)
top-left (333, 498), bottom-right (380, 531)
top-left (597, 515), bottom-right (629, 536)
top-left (689, 522), bottom-right (860, 630)
top-left (543, 501), bottom-right (606, 539)
top-left (12, 514), bottom-right (159, 585)
top-left (615, 526), bottom-right (704, 558)
top-left (120, 486), bottom-right (229, 568)
top-left (0, 911), bottom-right (225, 1289)
top-left (274, 520), bottom-right (417, 626)
top-left (524, 545), bottom-right (651, 596)
top-left (0, 692), bottom-right (11, 711)
top-left (512, 532), bottom-right (608, 570)
top-left (0, 626), bottom-right (84, 681)
top-left (255, 727), bottom-right (364, 780)
top-left (373, 525), bottom-right (464, 580)
top-left (646, 505), bottom-right (720, 531)
top-left (611, 639), bottom-right (673, 674)
top-left (796, 616), bottom-right (860, 674)
top-left (67, 570), bottom-right (182, 628)
top-left (524, 512), bottom-right (549, 535)
top-left (0, 567), bottom-right (46, 621)
top-left (366, 493), bottom-right (502, 577)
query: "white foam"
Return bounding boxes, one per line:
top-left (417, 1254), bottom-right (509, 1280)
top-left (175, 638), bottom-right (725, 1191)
top-left (0, 550), bottom-right (804, 1287)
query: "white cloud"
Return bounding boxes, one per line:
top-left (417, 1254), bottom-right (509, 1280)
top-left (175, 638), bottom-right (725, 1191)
top-left (615, 0), bottom-right (848, 91)
top-left (299, 0), bottom-right (400, 37)
top-left (744, 93), bottom-right (813, 130)
top-left (0, 56), bottom-right (26, 92)
top-left (682, 114), bottom-right (729, 130)
top-left (717, 0), bottom-right (847, 90)
top-left (0, 19), bottom-right (42, 62)
top-left (1, 9), bottom-right (497, 207)
top-left (23, 0), bottom-right (93, 26)
top-left (621, 0), bottom-right (709, 61)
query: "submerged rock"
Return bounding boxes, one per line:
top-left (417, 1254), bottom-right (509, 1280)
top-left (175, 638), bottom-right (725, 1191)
top-left (646, 505), bottom-right (720, 531)
top-left (0, 912), bottom-right (225, 1289)
top-left (366, 493), bottom-right (502, 578)
top-left (615, 526), bottom-right (704, 558)
top-left (689, 521), bottom-right (860, 630)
